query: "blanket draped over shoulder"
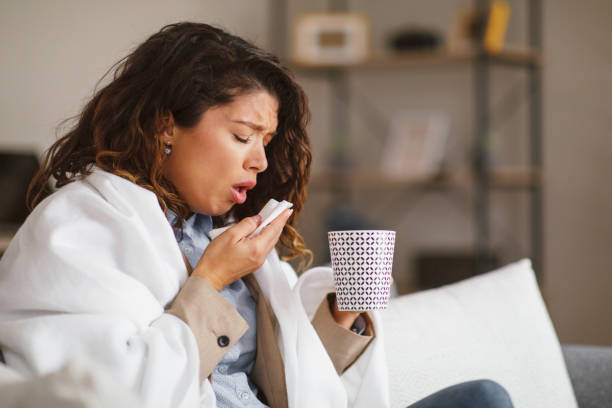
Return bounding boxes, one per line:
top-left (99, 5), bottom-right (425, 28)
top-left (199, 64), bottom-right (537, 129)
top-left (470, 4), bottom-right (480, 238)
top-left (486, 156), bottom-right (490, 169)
top-left (0, 168), bottom-right (389, 408)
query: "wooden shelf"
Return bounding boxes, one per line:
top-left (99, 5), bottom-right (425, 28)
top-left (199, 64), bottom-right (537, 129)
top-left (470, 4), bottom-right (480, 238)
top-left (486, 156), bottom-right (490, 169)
top-left (308, 168), bottom-right (541, 191)
top-left (291, 47), bottom-right (541, 71)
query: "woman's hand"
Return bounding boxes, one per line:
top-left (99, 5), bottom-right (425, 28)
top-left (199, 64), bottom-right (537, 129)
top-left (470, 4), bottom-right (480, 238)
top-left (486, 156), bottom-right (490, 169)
top-left (331, 276), bottom-right (394, 330)
top-left (331, 296), bottom-right (362, 330)
top-left (192, 209), bottom-right (292, 291)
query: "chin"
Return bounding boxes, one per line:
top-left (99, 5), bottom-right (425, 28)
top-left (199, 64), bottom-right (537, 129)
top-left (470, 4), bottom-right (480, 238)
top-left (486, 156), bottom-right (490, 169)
top-left (208, 202), bottom-right (235, 217)
top-left (188, 196), bottom-right (233, 217)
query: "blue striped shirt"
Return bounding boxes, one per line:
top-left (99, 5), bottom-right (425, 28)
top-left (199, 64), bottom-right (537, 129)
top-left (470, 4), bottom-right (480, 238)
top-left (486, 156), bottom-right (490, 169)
top-left (167, 211), bottom-right (269, 407)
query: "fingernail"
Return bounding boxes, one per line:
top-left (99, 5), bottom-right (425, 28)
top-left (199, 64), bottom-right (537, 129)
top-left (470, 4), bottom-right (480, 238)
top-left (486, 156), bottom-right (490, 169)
top-left (287, 209), bottom-right (294, 217)
top-left (252, 214), bottom-right (262, 224)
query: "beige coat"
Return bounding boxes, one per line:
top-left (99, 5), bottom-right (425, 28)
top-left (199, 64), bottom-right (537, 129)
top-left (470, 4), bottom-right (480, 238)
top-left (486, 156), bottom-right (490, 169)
top-left (169, 264), bottom-right (374, 408)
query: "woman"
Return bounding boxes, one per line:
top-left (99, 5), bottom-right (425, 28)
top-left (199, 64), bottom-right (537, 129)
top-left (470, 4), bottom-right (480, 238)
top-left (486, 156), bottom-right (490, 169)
top-left (0, 22), bottom-right (513, 408)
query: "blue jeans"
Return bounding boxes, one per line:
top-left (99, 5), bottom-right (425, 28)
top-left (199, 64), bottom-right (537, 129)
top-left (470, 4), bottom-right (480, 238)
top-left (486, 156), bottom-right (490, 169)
top-left (407, 380), bottom-right (514, 408)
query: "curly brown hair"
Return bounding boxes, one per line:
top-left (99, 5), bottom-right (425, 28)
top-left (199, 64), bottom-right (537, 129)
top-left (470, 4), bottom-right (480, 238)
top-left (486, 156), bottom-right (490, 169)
top-left (27, 22), bottom-right (313, 268)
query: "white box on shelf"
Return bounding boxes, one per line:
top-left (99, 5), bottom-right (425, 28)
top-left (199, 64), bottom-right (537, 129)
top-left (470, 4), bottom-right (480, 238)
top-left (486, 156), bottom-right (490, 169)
top-left (292, 12), bottom-right (371, 66)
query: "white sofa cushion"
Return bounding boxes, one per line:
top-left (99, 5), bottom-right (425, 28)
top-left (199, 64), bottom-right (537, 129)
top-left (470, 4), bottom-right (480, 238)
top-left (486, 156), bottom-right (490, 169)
top-left (382, 259), bottom-right (578, 408)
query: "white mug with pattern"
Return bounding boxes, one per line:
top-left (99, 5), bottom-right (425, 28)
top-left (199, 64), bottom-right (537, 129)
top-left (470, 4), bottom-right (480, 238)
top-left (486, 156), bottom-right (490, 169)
top-left (328, 230), bottom-right (395, 311)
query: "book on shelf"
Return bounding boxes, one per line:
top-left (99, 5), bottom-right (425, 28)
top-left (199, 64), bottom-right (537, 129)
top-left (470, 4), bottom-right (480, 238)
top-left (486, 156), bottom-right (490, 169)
top-left (446, 0), bottom-right (511, 55)
top-left (484, 1), bottom-right (511, 54)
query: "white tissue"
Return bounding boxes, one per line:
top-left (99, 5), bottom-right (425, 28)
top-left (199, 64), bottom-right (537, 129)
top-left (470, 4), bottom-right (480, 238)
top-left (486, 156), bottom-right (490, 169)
top-left (249, 199), bottom-right (293, 238)
top-left (209, 199), bottom-right (293, 240)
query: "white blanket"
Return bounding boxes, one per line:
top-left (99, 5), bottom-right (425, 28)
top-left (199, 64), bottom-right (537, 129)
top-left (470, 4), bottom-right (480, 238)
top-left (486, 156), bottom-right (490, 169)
top-left (0, 168), bottom-right (388, 408)
top-left (254, 254), bottom-right (390, 408)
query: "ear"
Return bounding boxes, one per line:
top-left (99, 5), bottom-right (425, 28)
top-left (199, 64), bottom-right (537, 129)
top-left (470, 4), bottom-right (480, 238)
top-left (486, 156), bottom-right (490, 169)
top-left (161, 127), bottom-right (175, 145)
top-left (159, 113), bottom-right (177, 145)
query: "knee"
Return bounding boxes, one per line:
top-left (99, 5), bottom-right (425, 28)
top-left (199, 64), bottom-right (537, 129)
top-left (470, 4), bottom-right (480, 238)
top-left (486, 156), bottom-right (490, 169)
top-left (464, 380), bottom-right (513, 408)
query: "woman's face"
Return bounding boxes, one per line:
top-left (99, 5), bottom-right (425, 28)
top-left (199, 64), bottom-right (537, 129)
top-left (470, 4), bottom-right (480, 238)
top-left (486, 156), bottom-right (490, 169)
top-left (163, 90), bottom-right (278, 216)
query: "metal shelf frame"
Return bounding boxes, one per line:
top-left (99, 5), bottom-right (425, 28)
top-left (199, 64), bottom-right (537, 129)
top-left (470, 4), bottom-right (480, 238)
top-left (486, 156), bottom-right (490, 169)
top-left (273, 0), bottom-right (543, 282)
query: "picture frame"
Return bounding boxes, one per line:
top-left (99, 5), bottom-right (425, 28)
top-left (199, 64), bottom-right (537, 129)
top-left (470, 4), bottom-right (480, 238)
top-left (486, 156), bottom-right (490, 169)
top-left (379, 111), bottom-right (449, 180)
top-left (291, 12), bottom-right (371, 66)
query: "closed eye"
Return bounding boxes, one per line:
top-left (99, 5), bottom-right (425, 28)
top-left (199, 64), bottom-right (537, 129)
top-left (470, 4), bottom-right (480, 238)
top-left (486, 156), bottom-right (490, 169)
top-left (234, 134), bottom-right (251, 144)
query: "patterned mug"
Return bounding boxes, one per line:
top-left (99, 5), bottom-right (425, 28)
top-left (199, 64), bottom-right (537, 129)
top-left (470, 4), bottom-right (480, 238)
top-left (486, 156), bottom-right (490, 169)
top-left (328, 230), bottom-right (396, 311)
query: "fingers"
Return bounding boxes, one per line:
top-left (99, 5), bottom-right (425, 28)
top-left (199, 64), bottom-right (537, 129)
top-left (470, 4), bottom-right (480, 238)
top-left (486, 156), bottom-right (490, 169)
top-left (255, 209), bottom-right (292, 248)
top-left (226, 215), bottom-right (262, 242)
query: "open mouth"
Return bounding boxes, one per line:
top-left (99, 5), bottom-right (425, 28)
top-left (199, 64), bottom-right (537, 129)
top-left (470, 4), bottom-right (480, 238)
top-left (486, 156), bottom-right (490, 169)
top-left (231, 181), bottom-right (256, 204)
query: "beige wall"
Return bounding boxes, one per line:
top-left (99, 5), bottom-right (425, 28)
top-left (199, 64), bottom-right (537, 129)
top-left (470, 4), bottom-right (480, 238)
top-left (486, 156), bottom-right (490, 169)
top-left (0, 0), bottom-right (270, 153)
top-left (543, 0), bottom-right (612, 345)
top-left (1, 1), bottom-right (610, 345)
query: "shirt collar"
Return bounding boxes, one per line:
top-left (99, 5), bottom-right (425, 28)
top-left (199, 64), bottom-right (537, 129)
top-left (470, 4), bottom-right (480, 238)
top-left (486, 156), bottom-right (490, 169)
top-left (166, 209), bottom-right (213, 238)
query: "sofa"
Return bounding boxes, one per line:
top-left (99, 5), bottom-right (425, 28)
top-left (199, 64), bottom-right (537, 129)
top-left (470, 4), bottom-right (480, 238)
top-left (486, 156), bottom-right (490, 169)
top-left (562, 344), bottom-right (612, 408)
top-left (0, 259), bottom-right (610, 407)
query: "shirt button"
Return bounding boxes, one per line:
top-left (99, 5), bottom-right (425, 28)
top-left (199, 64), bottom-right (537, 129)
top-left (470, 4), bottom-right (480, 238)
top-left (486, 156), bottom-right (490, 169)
top-left (184, 247), bottom-right (193, 253)
top-left (217, 335), bottom-right (230, 347)
top-left (217, 365), bottom-right (227, 374)
top-left (239, 391), bottom-right (249, 400)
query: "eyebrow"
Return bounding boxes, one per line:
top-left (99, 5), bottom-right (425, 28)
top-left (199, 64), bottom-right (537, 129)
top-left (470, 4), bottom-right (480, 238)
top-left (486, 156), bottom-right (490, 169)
top-left (232, 120), bottom-right (277, 137)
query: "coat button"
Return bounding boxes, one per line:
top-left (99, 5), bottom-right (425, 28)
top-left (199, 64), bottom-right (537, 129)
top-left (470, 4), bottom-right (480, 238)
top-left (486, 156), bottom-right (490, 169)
top-left (217, 335), bottom-right (230, 347)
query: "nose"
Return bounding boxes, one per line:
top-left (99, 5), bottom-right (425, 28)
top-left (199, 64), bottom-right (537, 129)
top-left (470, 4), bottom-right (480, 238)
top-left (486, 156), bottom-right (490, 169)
top-left (246, 141), bottom-right (268, 173)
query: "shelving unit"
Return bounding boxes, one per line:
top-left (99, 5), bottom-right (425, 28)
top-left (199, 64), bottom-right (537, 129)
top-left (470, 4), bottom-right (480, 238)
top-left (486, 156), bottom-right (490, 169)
top-left (276, 0), bottom-right (543, 283)
top-left (309, 168), bottom-right (541, 191)
top-left (291, 47), bottom-right (541, 70)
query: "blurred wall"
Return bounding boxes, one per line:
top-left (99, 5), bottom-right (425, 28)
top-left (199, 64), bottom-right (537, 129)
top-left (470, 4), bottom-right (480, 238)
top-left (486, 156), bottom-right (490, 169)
top-left (543, 0), bottom-right (612, 346)
top-left (0, 0), bottom-right (270, 153)
top-left (0, 0), bottom-right (610, 346)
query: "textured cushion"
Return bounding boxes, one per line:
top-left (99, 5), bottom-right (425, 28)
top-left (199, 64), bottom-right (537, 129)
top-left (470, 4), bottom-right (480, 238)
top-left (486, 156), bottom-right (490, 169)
top-left (382, 259), bottom-right (578, 408)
